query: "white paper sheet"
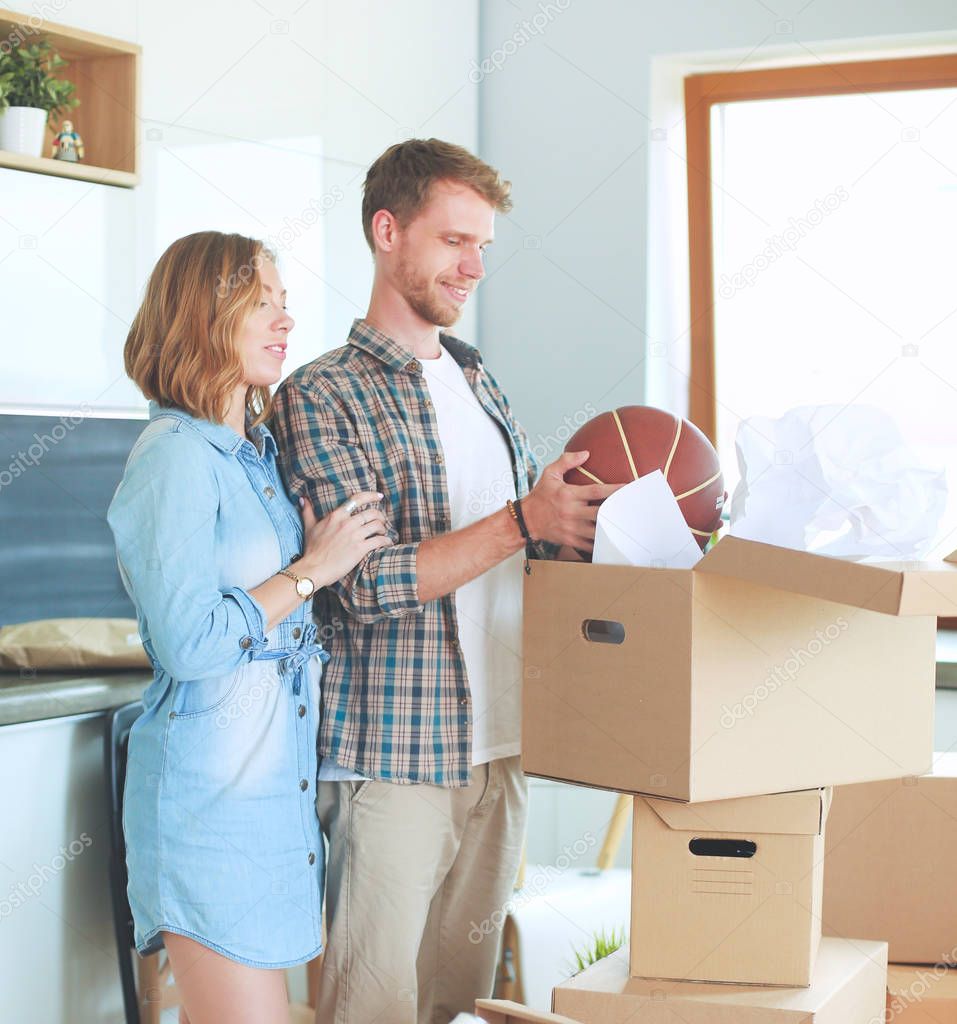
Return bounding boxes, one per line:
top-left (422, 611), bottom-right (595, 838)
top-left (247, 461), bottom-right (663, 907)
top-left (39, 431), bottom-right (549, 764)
top-left (593, 471), bottom-right (703, 568)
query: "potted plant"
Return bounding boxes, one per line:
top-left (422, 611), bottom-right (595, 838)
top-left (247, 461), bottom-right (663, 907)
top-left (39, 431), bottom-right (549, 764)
top-left (0, 39), bottom-right (78, 158)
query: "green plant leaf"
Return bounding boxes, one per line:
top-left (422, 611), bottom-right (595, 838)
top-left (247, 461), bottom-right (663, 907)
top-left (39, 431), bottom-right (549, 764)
top-left (566, 926), bottom-right (627, 976)
top-left (0, 34), bottom-right (77, 116)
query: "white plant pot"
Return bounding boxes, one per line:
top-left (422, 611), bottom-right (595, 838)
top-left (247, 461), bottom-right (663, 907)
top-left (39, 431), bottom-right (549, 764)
top-left (0, 106), bottom-right (49, 157)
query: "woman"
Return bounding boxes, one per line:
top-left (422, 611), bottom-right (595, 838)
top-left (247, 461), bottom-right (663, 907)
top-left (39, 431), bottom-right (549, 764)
top-left (108, 231), bottom-right (388, 1023)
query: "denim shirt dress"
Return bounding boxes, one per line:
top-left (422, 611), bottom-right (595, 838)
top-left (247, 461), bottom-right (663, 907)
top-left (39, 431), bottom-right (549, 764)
top-left (107, 402), bottom-right (328, 967)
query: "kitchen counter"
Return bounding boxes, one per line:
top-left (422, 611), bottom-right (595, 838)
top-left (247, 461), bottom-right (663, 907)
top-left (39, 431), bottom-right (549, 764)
top-left (0, 669), bottom-right (150, 726)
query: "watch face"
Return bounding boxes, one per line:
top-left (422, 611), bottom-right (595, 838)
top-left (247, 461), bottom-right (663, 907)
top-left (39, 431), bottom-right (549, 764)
top-left (296, 577), bottom-right (315, 599)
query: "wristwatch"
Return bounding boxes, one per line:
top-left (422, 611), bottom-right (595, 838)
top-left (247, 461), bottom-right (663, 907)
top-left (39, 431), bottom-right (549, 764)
top-left (278, 568), bottom-right (316, 600)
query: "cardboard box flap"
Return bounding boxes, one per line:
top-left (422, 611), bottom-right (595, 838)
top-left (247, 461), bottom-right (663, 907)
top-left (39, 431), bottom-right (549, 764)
top-left (475, 999), bottom-right (583, 1023)
top-left (645, 788), bottom-right (827, 836)
top-left (696, 536), bottom-right (957, 615)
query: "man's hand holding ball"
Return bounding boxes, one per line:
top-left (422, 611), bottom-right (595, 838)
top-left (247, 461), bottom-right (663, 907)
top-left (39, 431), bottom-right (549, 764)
top-left (521, 450), bottom-right (623, 555)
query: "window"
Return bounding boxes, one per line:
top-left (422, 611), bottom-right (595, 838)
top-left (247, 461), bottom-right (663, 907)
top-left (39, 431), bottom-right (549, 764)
top-left (685, 55), bottom-right (957, 514)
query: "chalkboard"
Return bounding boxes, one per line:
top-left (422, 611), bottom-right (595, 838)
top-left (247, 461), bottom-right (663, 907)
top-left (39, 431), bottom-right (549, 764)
top-left (0, 412), bottom-right (146, 625)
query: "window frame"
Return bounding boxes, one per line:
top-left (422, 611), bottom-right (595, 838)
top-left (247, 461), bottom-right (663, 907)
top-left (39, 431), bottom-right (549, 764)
top-left (683, 52), bottom-right (957, 443)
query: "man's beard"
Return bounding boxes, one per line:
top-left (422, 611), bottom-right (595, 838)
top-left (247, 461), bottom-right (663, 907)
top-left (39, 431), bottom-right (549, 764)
top-left (397, 254), bottom-right (462, 328)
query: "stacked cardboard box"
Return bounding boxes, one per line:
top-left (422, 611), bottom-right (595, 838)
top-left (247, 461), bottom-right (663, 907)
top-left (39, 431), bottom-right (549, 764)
top-left (823, 754), bottom-right (957, 1019)
top-left (630, 788), bottom-right (828, 986)
top-left (551, 940), bottom-right (888, 1023)
top-left (520, 536), bottom-right (957, 1020)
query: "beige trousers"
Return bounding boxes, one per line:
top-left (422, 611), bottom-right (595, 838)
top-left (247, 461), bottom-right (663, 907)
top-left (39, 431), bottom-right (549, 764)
top-left (314, 755), bottom-right (527, 1024)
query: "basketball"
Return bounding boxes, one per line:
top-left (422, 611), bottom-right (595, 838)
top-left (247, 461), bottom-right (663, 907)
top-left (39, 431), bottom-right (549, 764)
top-left (564, 406), bottom-right (726, 549)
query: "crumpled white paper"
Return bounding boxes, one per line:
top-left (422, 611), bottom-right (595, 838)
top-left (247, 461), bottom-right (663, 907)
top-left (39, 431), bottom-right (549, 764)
top-left (730, 405), bottom-right (947, 560)
top-left (594, 470), bottom-right (703, 568)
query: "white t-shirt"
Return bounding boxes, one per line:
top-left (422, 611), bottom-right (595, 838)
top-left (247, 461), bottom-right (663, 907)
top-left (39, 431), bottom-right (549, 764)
top-left (421, 346), bottom-right (524, 765)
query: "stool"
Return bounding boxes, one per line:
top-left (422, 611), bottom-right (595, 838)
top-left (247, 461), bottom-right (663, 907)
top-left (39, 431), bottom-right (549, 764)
top-left (105, 701), bottom-right (180, 1024)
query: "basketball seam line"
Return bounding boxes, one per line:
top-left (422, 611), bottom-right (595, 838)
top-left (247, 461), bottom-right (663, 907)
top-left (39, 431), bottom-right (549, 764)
top-left (612, 409), bottom-right (640, 482)
top-left (674, 469), bottom-right (722, 502)
top-left (663, 418), bottom-right (682, 481)
top-left (576, 466), bottom-right (605, 485)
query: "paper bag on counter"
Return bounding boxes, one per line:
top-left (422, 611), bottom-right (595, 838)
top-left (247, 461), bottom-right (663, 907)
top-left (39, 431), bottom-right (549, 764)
top-left (0, 618), bottom-right (149, 671)
top-left (730, 405), bottom-right (947, 559)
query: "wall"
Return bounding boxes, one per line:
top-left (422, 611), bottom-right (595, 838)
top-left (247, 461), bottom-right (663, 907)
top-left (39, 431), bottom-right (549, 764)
top-left (478, 0), bottom-right (957, 874)
top-left (0, 0), bottom-right (480, 414)
top-left (476, 0), bottom-right (957, 443)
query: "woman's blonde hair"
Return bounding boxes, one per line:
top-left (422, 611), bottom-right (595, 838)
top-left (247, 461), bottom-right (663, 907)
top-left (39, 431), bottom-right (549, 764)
top-left (125, 231), bottom-right (276, 428)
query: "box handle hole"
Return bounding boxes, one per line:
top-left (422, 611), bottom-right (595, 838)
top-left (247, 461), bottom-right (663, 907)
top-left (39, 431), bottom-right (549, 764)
top-left (581, 619), bottom-right (625, 644)
top-left (688, 838), bottom-right (757, 858)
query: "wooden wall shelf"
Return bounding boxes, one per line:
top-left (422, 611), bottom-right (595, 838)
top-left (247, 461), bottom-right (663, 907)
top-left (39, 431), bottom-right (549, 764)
top-left (0, 8), bottom-right (141, 188)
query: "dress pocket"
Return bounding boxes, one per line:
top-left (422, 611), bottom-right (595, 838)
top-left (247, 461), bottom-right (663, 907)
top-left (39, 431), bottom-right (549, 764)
top-left (172, 664), bottom-right (246, 718)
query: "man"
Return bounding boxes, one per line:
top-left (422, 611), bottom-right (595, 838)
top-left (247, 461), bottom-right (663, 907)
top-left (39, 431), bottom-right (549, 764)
top-left (273, 138), bottom-right (616, 1024)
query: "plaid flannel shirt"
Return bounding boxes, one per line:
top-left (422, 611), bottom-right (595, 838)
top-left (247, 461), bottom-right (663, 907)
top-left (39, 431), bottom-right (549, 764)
top-left (272, 319), bottom-right (544, 787)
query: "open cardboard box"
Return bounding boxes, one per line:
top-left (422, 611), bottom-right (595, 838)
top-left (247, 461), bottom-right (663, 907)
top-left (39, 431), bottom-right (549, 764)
top-left (632, 788), bottom-right (829, 987)
top-left (823, 752), bottom-right (957, 963)
top-left (523, 537), bottom-right (957, 802)
top-left (553, 939), bottom-right (888, 1023)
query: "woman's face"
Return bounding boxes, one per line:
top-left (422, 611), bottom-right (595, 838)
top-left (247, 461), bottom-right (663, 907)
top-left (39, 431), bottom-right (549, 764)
top-left (237, 257), bottom-right (295, 387)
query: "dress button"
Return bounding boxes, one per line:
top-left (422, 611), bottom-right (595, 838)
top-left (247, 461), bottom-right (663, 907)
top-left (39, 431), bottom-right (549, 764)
top-left (240, 636), bottom-right (253, 650)
top-left (459, 697), bottom-right (469, 706)
top-left (298, 704), bottom-right (306, 718)
top-left (308, 852), bottom-right (316, 865)
top-left (423, 398), bottom-right (433, 409)
top-left (300, 779), bottom-right (309, 791)
top-left (407, 360), bottom-right (422, 374)
top-left (292, 627), bottom-right (302, 640)
top-left (433, 453), bottom-right (444, 465)
top-left (264, 486), bottom-right (275, 499)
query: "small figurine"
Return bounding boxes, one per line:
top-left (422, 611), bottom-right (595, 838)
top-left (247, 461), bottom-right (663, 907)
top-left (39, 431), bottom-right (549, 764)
top-left (51, 121), bottom-right (84, 162)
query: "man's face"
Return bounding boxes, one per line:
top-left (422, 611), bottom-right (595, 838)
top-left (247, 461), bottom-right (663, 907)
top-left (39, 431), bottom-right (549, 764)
top-left (392, 180), bottom-right (495, 328)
